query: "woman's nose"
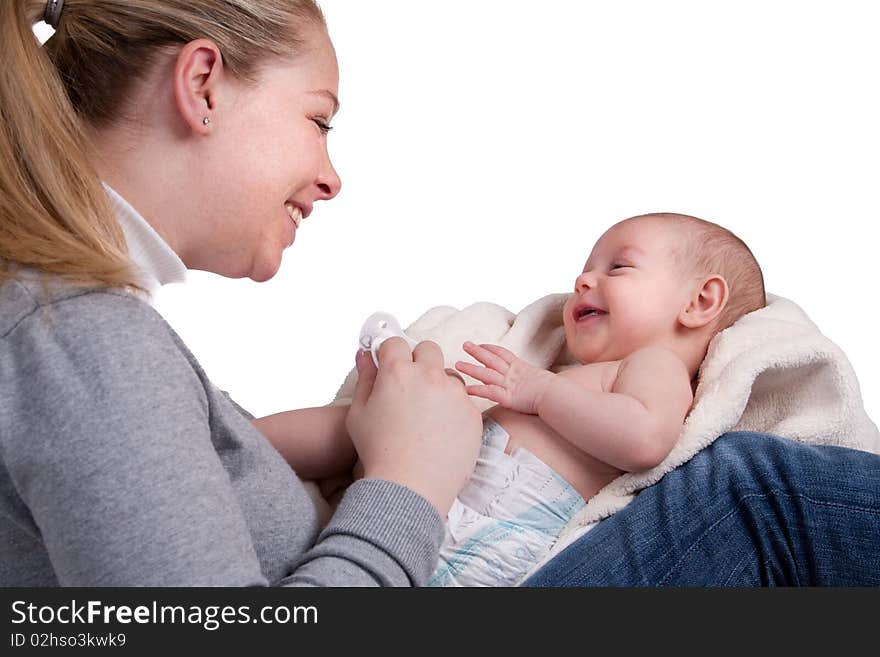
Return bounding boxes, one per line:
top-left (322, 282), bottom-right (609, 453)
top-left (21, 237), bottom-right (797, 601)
top-left (316, 161), bottom-right (342, 201)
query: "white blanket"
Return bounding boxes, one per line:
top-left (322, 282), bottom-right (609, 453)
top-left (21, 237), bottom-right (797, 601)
top-left (333, 293), bottom-right (880, 561)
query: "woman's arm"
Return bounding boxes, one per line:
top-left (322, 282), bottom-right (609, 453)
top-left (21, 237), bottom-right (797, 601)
top-left (4, 294), bottom-right (270, 585)
top-left (2, 291), bottom-right (447, 586)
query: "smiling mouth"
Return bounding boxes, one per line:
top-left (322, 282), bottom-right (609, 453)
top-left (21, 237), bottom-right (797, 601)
top-left (285, 202), bottom-right (303, 228)
top-left (575, 307), bottom-right (607, 321)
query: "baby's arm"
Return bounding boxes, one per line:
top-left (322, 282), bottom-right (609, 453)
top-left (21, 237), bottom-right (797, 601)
top-left (458, 343), bottom-right (692, 472)
top-left (536, 347), bottom-right (693, 471)
top-left (251, 406), bottom-right (357, 481)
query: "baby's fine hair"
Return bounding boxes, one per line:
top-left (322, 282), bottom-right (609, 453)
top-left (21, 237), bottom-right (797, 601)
top-left (632, 212), bottom-right (766, 332)
top-left (0, 1), bottom-right (325, 293)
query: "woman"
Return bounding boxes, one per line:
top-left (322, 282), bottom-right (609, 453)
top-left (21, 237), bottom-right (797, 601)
top-left (0, 0), bottom-right (481, 587)
top-left (1, 1), bottom-right (877, 586)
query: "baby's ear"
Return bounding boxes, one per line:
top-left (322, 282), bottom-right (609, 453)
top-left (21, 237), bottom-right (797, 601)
top-left (678, 274), bottom-right (728, 329)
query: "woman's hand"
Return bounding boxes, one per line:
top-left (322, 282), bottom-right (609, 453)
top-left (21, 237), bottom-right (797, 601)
top-left (345, 338), bottom-right (483, 516)
top-left (455, 342), bottom-right (555, 415)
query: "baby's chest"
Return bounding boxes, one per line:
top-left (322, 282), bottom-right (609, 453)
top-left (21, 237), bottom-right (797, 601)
top-left (484, 361), bottom-right (624, 499)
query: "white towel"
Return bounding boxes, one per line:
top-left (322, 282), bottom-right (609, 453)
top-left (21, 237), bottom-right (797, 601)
top-left (333, 293), bottom-right (880, 542)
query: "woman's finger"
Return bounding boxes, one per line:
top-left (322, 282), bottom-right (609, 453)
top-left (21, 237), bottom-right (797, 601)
top-left (376, 336), bottom-right (414, 365)
top-left (463, 341), bottom-right (509, 373)
top-left (351, 349), bottom-right (377, 408)
top-left (444, 368), bottom-right (466, 386)
top-left (412, 339), bottom-right (444, 370)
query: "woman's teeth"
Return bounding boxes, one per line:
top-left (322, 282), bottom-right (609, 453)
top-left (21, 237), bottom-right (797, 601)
top-left (285, 203), bottom-right (302, 228)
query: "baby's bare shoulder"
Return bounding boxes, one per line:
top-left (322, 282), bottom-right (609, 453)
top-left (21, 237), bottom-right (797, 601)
top-left (556, 360), bottom-right (622, 393)
top-left (613, 346), bottom-right (691, 391)
top-left (612, 347), bottom-right (694, 422)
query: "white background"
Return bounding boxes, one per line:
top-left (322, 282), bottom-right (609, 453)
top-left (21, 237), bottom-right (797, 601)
top-left (43, 1), bottom-right (880, 422)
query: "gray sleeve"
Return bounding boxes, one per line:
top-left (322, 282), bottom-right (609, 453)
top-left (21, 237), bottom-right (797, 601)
top-left (4, 294), bottom-right (268, 585)
top-left (2, 292), bottom-right (442, 586)
top-left (218, 388), bottom-right (255, 420)
top-left (284, 478), bottom-right (444, 586)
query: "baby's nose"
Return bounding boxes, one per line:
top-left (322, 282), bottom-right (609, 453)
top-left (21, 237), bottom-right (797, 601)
top-left (574, 271), bottom-right (594, 291)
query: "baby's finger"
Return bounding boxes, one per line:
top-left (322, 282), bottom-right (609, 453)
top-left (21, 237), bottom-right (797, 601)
top-left (455, 361), bottom-right (504, 386)
top-left (478, 343), bottom-right (518, 363)
top-left (463, 341), bottom-right (509, 373)
top-left (464, 384), bottom-right (504, 404)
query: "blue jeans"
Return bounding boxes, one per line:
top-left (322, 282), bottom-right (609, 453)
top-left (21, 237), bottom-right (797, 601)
top-left (523, 432), bottom-right (880, 586)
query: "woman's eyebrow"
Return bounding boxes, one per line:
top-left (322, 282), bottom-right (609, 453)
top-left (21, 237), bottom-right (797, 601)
top-left (309, 89), bottom-right (340, 115)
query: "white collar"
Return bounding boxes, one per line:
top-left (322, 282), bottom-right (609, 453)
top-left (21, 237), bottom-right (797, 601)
top-left (103, 183), bottom-right (187, 300)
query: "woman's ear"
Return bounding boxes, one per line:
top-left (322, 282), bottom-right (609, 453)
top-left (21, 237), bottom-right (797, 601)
top-left (172, 39), bottom-right (225, 135)
top-left (679, 275), bottom-right (729, 329)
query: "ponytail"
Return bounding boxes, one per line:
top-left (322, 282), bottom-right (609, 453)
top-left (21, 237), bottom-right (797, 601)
top-left (0, 1), bottom-right (138, 293)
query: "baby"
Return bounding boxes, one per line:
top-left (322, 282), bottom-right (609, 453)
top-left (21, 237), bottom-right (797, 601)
top-left (253, 212), bottom-right (766, 586)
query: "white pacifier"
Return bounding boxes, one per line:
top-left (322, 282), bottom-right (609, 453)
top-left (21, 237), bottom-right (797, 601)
top-left (358, 312), bottom-right (419, 368)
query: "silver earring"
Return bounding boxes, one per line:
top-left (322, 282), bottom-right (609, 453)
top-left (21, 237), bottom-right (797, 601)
top-left (202, 117), bottom-right (211, 126)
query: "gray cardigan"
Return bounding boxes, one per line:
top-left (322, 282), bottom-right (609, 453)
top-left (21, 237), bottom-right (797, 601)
top-left (0, 277), bottom-right (442, 586)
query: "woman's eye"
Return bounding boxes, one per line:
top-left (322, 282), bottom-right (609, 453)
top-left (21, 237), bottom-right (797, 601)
top-left (312, 119), bottom-right (333, 134)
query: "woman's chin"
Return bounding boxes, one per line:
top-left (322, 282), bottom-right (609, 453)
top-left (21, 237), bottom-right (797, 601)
top-left (247, 252), bottom-right (284, 283)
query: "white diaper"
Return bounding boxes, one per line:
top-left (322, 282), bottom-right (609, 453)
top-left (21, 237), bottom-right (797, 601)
top-left (429, 417), bottom-right (588, 587)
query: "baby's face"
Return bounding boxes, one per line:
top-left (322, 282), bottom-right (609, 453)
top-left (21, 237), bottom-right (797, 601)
top-left (563, 218), bottom-right (693, 364)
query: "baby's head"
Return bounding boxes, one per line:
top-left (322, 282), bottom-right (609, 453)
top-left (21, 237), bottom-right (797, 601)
top-left (562, 213), bottom-right (765, 375)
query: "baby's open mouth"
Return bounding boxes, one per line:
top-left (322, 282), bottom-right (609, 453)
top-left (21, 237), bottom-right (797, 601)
top-left (575, 306), bottom-right (607, 321)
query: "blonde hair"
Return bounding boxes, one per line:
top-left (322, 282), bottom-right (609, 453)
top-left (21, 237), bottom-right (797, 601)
top-left (632, 212), bottom-right (766, 331)
top-left (0, 0), bottom-right (325, 293)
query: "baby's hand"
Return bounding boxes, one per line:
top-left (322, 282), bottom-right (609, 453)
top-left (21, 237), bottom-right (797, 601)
top-left (455, 342), bottom-right (555, 415)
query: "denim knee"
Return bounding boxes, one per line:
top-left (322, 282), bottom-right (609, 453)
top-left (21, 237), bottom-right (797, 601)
top-left (707, 431), bottom-right (880, 508)
top-left (524, 432), bottom-right (880, 586)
